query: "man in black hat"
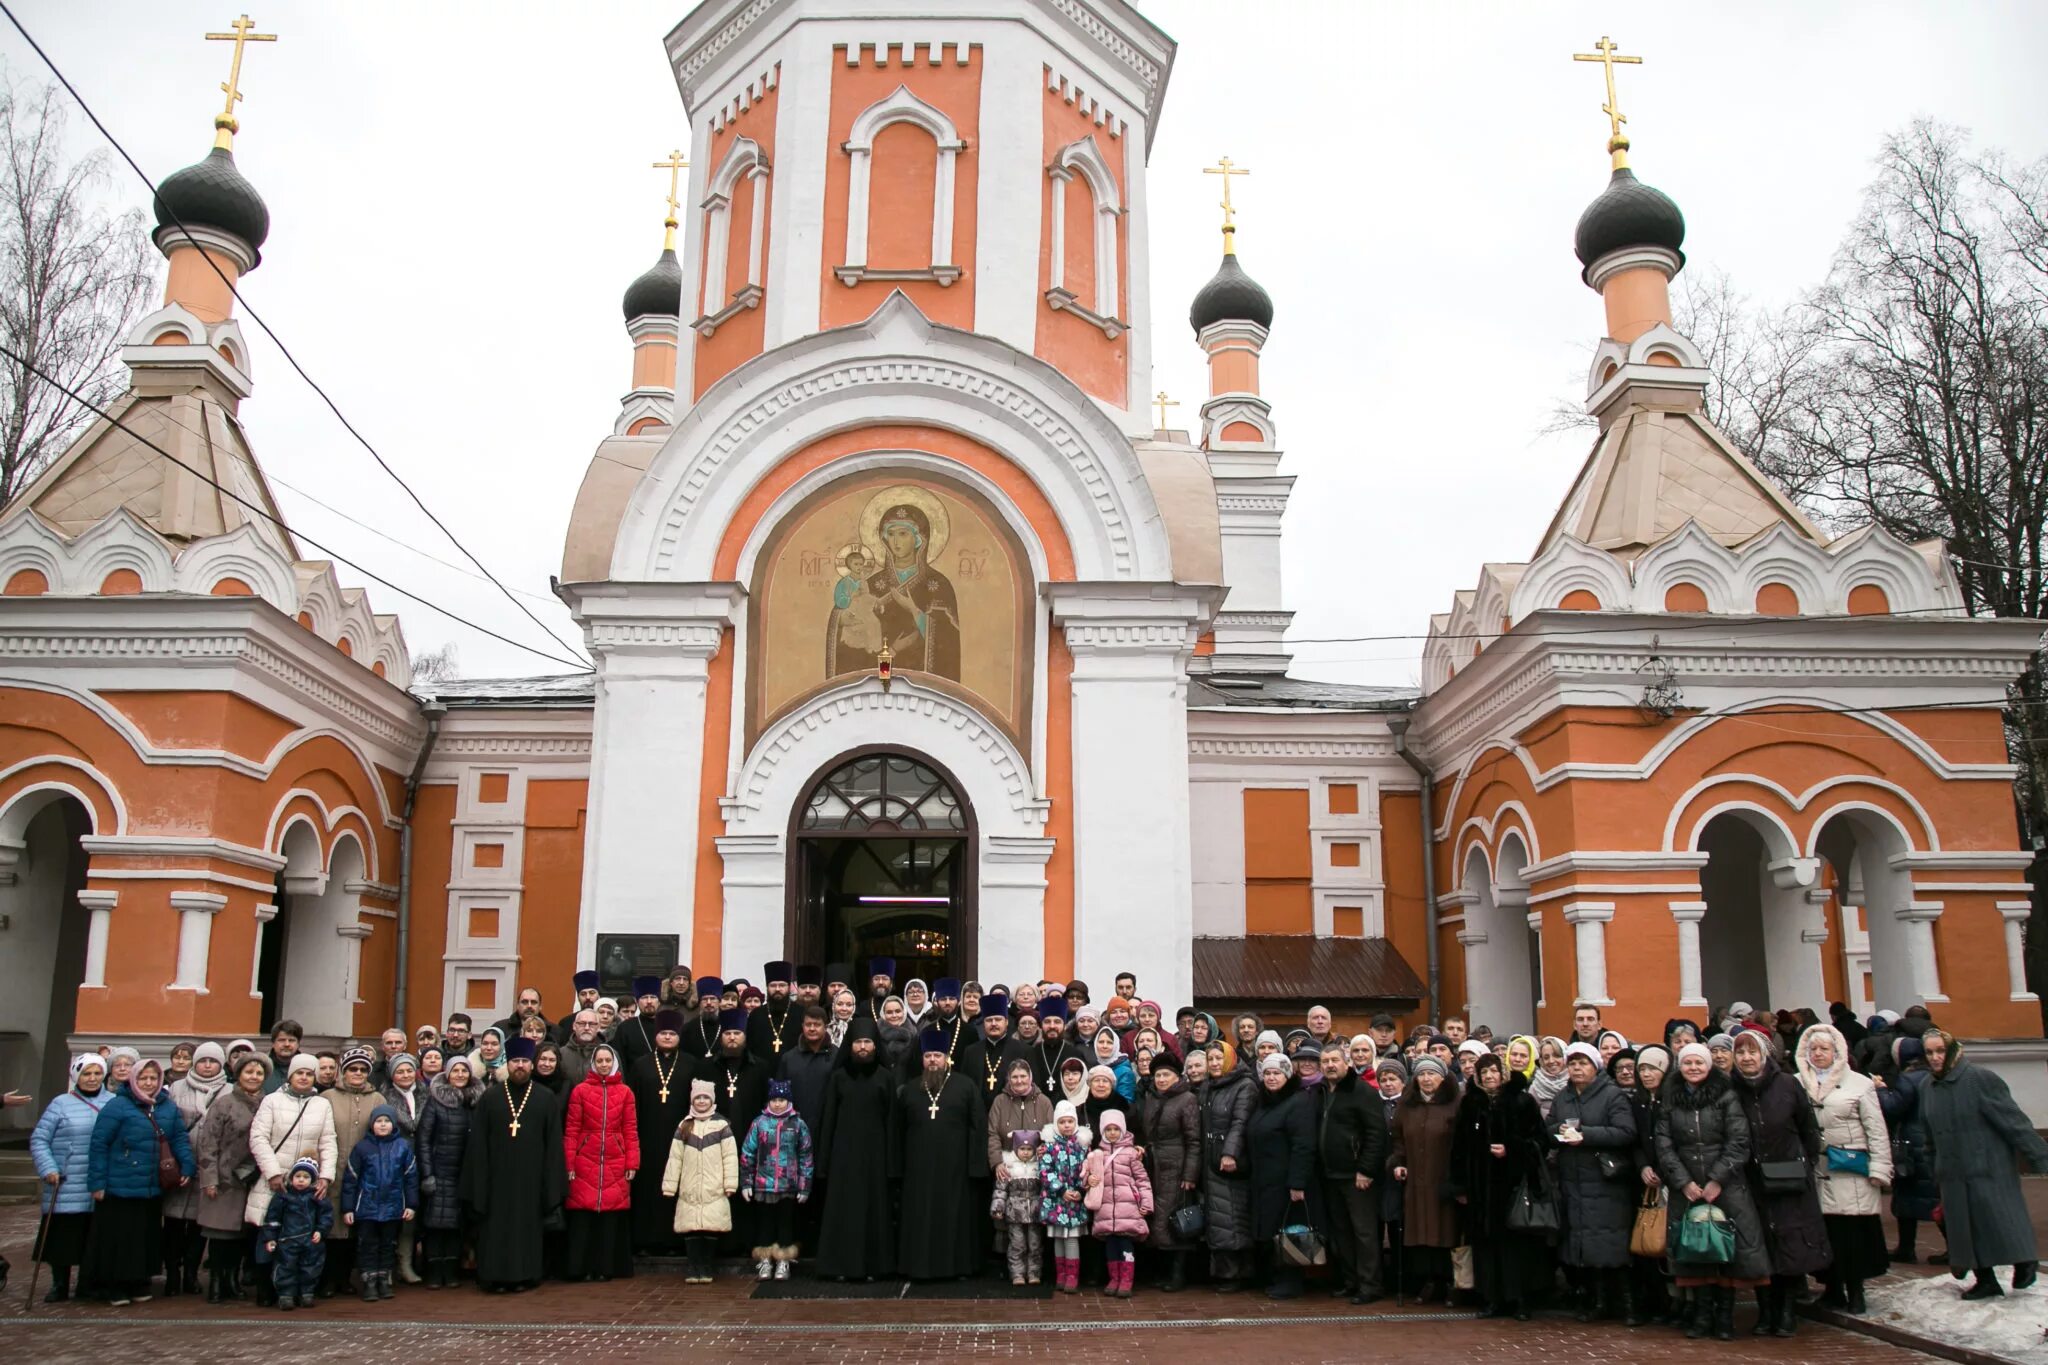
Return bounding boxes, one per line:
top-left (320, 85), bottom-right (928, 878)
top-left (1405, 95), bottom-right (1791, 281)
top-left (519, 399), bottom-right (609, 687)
top-left (824, 963), bottom-right (854, 1005)
top-left (891, 1027), bottom-right (984, 1279)
top-left (1025, 997), bottom-right (1086, 1092)
top-left (683, 976), bottom-right (723, 1061)
top-left (959, 992), bottom-right (1012, 1098)
top-left (613, 976), bottom-right (665, 1069)
top-left (555, 970), bottom-right (604, 1042)
top-left (661, 964), bottom-right (695, 1010)
top-left (900, 976), bottom-right (969, 1080)
top-left (710, 1007), bottom-right (768, 1130)
top-left (814, 1017), bottom-right (896, 1280)
top-left (628, 1010), bottom-right (695, 1253)
top-left (461, 1037), bottom-right (566, 1293)
top-left (1368, 1012), bottom-right (1400, 1059)
top-left (863, 956), bottom-right (896, 1024)
top-left (793, 965), bottom-right (824, 1010)
top-left (746, 961), bottom-right (799, 1063)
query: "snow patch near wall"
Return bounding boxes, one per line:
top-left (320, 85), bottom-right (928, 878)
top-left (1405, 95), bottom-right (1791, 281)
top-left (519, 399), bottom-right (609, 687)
top-left (1866, 1271), bottom-right (2048, 1364)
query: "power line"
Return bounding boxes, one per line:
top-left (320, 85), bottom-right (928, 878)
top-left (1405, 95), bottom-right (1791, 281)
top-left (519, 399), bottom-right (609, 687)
top-left (1282, 602), bottom-right (2014, 649)
top-left (0, 341), bottom-right (591, 672)
top-left (0, 0), bottom-right (590, 667)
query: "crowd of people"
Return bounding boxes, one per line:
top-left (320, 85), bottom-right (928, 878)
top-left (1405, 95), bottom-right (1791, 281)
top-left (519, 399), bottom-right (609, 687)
top-left (19, 961), bottom-right (2048, 1333)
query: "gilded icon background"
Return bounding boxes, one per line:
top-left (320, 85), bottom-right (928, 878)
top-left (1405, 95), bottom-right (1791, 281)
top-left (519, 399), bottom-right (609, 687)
top-left (751, 471), bottom-right (1031, 748)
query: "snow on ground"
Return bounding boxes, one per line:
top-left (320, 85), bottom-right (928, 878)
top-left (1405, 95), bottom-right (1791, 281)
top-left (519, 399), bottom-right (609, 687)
top-left (1865, 1272), bottom-right (2048, 1363)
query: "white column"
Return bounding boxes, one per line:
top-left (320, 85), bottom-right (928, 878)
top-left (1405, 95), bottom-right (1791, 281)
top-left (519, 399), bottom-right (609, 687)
top-left (78, 889), bottom-right (116, 988)
top-left (972, 38), bottom-right (1041, 347)
top-left (1999, 901), bottom-right (2037, 1001)
top-left (1456, 927), bottom-right (1487, 1016)
top-left (981, 836), bottom-right (1055, 980)
top-left (1669, 900), bottom-right (1708, 1008)
top-left (169, 890), bottom-right (228, 992)
top-left (337, 922), bottom-right (372, 1007)
top-left (1561, 900), bottom-right (1615, 1007)
top-left (1051, 585), bottom-right (1206, 1011)
top-left (1526, 910), bottom-right (1548, 1008)
top-left (716, 834), bottom-right (784, 976)
top-left (569, 583), bottom-right (742, 972)
top-left (1898, 900), bottom-right (1948, 1004)
top-left (250, 902), bottom-right (278, 998)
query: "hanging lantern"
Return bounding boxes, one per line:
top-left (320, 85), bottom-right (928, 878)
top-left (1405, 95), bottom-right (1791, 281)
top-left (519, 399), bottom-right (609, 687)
top-left (877, 641), bottom-right (894, 692)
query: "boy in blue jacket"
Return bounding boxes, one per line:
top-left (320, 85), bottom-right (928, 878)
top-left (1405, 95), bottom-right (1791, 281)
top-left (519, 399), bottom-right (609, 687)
top-left (340, 1103), bottom-right (418, 1302)
top-left (263, 1158), bottom-right (333, 1310)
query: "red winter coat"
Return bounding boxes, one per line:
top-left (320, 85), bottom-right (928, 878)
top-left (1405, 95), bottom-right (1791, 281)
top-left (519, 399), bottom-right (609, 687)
top-left (564, 1070), bottom-right (640, 1212)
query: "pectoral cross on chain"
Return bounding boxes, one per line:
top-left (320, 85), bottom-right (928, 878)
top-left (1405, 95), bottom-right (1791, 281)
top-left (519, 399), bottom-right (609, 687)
top-left (658, 1085), bottom-right (670, 1104)
top-left (928, 1096), bottom-right (940, 1120)
top-left (508, 1118), bottom-right (520, 1137)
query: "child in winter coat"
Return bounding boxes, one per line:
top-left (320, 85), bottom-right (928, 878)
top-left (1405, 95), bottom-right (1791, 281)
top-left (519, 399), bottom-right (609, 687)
top-left (662, 1079), bottom-right (739, 1285)
top-left (992, 1128), bottom-right (1045, 1285)
top-left (1038, 1100), bottom-right (1093, 1294)
top-left (739, 1079), bottom-right (814, 1280)
top-left (339, 1104), bottom-right (418, 1302)
top-left (1081, 1108), bottom-right (1154, 1298)
top-left (262, 1158), bottom-right (334, 1310)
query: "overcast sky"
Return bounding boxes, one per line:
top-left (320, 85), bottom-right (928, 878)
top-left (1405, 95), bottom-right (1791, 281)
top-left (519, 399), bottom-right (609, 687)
top-left (8, 1), bottom-right (2046, 686)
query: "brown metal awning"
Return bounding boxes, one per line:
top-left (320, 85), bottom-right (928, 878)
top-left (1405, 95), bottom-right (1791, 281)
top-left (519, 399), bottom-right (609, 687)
top-left (1193, 935), bottom-right (1426, 1007)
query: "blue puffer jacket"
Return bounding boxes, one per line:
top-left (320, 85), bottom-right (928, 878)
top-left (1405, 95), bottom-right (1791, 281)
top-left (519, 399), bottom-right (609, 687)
top-left (32, 1090), bottom-right (113, 1213)
top-left (89, 1083), bottom-right (196, 1199)
top-left (339, 1104), bottom-right (419, 1223)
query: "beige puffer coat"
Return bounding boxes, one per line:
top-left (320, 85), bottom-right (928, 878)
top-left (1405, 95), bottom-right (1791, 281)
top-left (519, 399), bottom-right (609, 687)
top-left (246, 1087), bottom-right (338, 1224)
top-left (1796, 1024), bottom-right (1893, 1217)
top-left (661, 1114), bottom-right (738, 1234)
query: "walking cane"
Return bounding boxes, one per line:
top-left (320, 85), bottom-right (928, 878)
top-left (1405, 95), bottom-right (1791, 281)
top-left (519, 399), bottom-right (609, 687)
top-left (23, 1179), bottom-right (55, 1311)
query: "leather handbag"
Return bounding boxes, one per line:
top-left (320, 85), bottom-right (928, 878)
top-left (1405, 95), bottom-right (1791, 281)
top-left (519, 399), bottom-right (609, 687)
top-left (1676, 1203), bottom-right (1733, 1263)
top-left (1595, 1149), bottom-right (1627, 1182)
top-left (1170, 1202), bottom-right (1206, 1240)
top-left (1629, 1186), bottom-right (1668, 1257)
top-left (1756, 1158), bottom-right (1809, 1194)
top-left (1506, 1170), bottom-right (1560, 1234)
top-left (145, 1108), bottom-right (182, 1190)
top-left (1826, 1146), bottom-right (1871, 1176)
top-left (1889, 1136), bottom-right (1916, 1180)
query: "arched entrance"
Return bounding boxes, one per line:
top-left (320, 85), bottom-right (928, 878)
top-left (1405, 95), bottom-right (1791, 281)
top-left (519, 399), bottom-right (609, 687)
top-left (268, 822), bottom-right (365, 1038)
top-left (1459, 835), bottom-right (1540, 1032)
top-left (1697, 811), bottom-right (1823, 1012)
top-left (788, 749), bottom-right (976, 984)
top-left (1814, 809), bottom-right (1919, 1015)
top-left (0, 792), bottom-right (93, 1119)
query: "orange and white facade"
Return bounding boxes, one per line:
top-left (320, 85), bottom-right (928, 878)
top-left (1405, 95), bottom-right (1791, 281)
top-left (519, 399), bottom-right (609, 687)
top-left (2, 0), bottom-right (2043, 1122)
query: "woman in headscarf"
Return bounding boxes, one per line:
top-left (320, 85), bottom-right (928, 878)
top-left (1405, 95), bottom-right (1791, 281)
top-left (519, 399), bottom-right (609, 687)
top-left (1795, 1022), bottom-right (1891, 1315)
top-left (533, 1040), bottom-right (568, 1094)
top-left (84, 1057), bottom-right (195, 1306)
top-left (1627, 1044), bottom-right (1674, 1323)
top-left (1707, 1033), bottom-right (1736, 1071)
top-left (1506, 1035), bottom-right (1538, 1084)
top-left (1055, 1055), bottom-right (1090, 1111)
top-left (162, 1040), bottom-right (230, 1295)
top-left (1528, 1036), bottom-right (1570, 1119)
top-left (192, 1052), bottom-right (269, 1302)
top-left (1658, 1042), bottom-right (1769, 1340)
top-left (901, 978), bottom-right (931, 1027)
top-left (1451, 1051), bottom-right (1550, 1320)
top-left (1546, 1040), bottom-right (1638, 1322)
top-left (1878, 1036), bottom-right (1942, 1264)
top-left (876, 996), bottom-right (917, 1071)
top-left (562, 1041), bottom-right (639, 1283)
top-left (470, 1027), bottom-right (508, 1087)
top-left (1090, 1026), bottom-right (1137, 1102)
top-left (29, 1054), bottom-right (111, 1302)
top-left (1389, 1054), bottom-right (1460, 1302)
top-left (415, 1054), bottom-right (482, 1288)
top-left (418, 1046), bottom-right (446, 1082)
top-left (1730, 1028), bottom-right (1829, 1331)
top-left (1919, 1029), bottom-right (2048, 1299)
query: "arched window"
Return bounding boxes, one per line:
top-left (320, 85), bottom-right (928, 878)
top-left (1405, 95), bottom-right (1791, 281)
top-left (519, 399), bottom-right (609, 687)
top-left (836, 85), bottom-right (965, 287)
top-left (696, 135), bottom-right (771, 336)
top-left (799, 754), bottom-right (966, 832)
top-left (1045, 137), bottom-right (1123, 337)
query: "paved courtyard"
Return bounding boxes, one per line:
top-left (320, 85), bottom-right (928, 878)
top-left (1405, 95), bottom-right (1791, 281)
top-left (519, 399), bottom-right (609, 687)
top-left (0, 1198), bottom-right (1961, 1365)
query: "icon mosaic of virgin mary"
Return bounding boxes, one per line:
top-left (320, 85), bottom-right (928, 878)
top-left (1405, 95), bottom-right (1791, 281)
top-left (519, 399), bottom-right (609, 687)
top-left (826, 487), bottom-right (961, 681)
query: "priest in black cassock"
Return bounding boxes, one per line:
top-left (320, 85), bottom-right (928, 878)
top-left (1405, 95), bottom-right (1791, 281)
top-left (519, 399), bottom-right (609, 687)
top-left (898, 976), bottom-right (970, 1081)
top-left (681, 976), bottom-right (723, 1062)
top-left (813, 1017), bottom-right (898, 1280)
top-left (889, 1026), bottom-right (984, 1279)
top-left (958, 991), bottom-right (1013, 1101)
top-left (709, 1008), bottom-right (768, 1130)
top-left (612, 976), bottom-right (665, 1070)
top-left (460, 1037), bottom-right (566, 1292)
top-left (1020, 997), bottom-right (1086, 1092)
top-left (744, 961), bottom-right (799, 1064)
top-left (861, 955), bottom-right (897, 1027)
top-left (627, 1010), bottom-right (694, 1253)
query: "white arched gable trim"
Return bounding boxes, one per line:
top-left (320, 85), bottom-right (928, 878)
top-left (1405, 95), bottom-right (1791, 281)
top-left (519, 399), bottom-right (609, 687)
top-left (699, 135), bottom-right (771, 325)
top-left (1677, 799), bottom-right (1803, 863)
top-left (73, 509), bottom-right (174, 592)
top-left (1047, 137), bottom-right (1122, 325)
top-left (841, 85), bottom-right (964, 281)
top-left (0, 762), bottom-right (124, 838)
top-left (174, 521), bottom-right (298, 611)
top-left (263, 786), bottom-right (382, 880)
top-left (613, 291), bottom-right (1173, 583)
top-left (1663, 771), bottom-right (1938, 857)
top-left (1512, 535), bottom-right (1631, 619)
top-left (1632, 520), bottom-right (1744, 613)
top-left (723, 676), bottom-right (1047, 839)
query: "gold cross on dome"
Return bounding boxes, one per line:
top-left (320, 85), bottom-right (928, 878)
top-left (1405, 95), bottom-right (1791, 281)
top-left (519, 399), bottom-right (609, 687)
top-left (1202, 155), bottom-right (1251, 251)
top-left (205, 14), bottom-right (277, 150)
top-left (1152, 390), bottom-right (1179, 429)
top-left (1573, 36), bottom-right (1643, 169)
top-left (653, 148), bottom-right (689, 248)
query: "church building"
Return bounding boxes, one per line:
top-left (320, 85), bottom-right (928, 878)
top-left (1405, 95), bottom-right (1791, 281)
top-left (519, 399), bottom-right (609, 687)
top-left (2, 0), bottom-right (2043, 1120)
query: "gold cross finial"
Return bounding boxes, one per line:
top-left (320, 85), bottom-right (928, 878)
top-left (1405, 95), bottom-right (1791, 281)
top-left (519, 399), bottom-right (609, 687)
top-left (1202, 155), bottom-right (1251, 253)
top-left (205, 15), bottom-right (277, 151)
top-left (1152, 390), bottom-right (1179, 430)
top-left (1573, 36), bottom-right (1643, 170)
top-left (652, 149), bottom-right (689, 251)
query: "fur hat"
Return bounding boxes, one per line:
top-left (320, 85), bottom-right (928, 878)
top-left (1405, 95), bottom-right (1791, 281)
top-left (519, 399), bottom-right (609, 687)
top-left (1036, 996), bottom-right (1069, 1021)
top-left (653, 1010), bottom-right (684, 1033)
top-left (695, 976), bottom-right (724, 999)
top-left (572, 970), bottom-right (601, 992)
top-left (505, 1037), bottom-right (538, 1062)
top-left (1149, 1050), bottom-right (1182, 1077)
top-left (764, 961), bottom-right (794, 984)
top-left (932, 977), bottom-right (962, 1000)
top-left (919, 1027), bottom-right (951, 1056)
top-left (718, 1007), bottom-right (750, 1033)
top-left (633, 976), bottom-right (662, 997)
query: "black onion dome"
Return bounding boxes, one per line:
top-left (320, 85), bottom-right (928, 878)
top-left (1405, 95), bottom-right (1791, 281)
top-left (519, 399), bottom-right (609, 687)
top-left (621, 248), bottom-right (683, 321)
top-left (1573, 167), bottom-right (1685, 279)
top-left (1188, 250), bottom-right (1274, 335)
top-left (153, 147), bottom-right (269, 256)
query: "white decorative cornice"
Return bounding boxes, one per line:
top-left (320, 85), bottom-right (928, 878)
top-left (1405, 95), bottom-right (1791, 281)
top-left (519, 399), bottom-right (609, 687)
top-left (77, 889), bottom-right (118, 910)
top-left (80, 835), bottom-right (287, 871)
top-left (168, 890), bottom-right (229, 913)
top-left (434, 734), bottom-right (593, 758)
top-left (1188, 738), bottom-right (1395, 759)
